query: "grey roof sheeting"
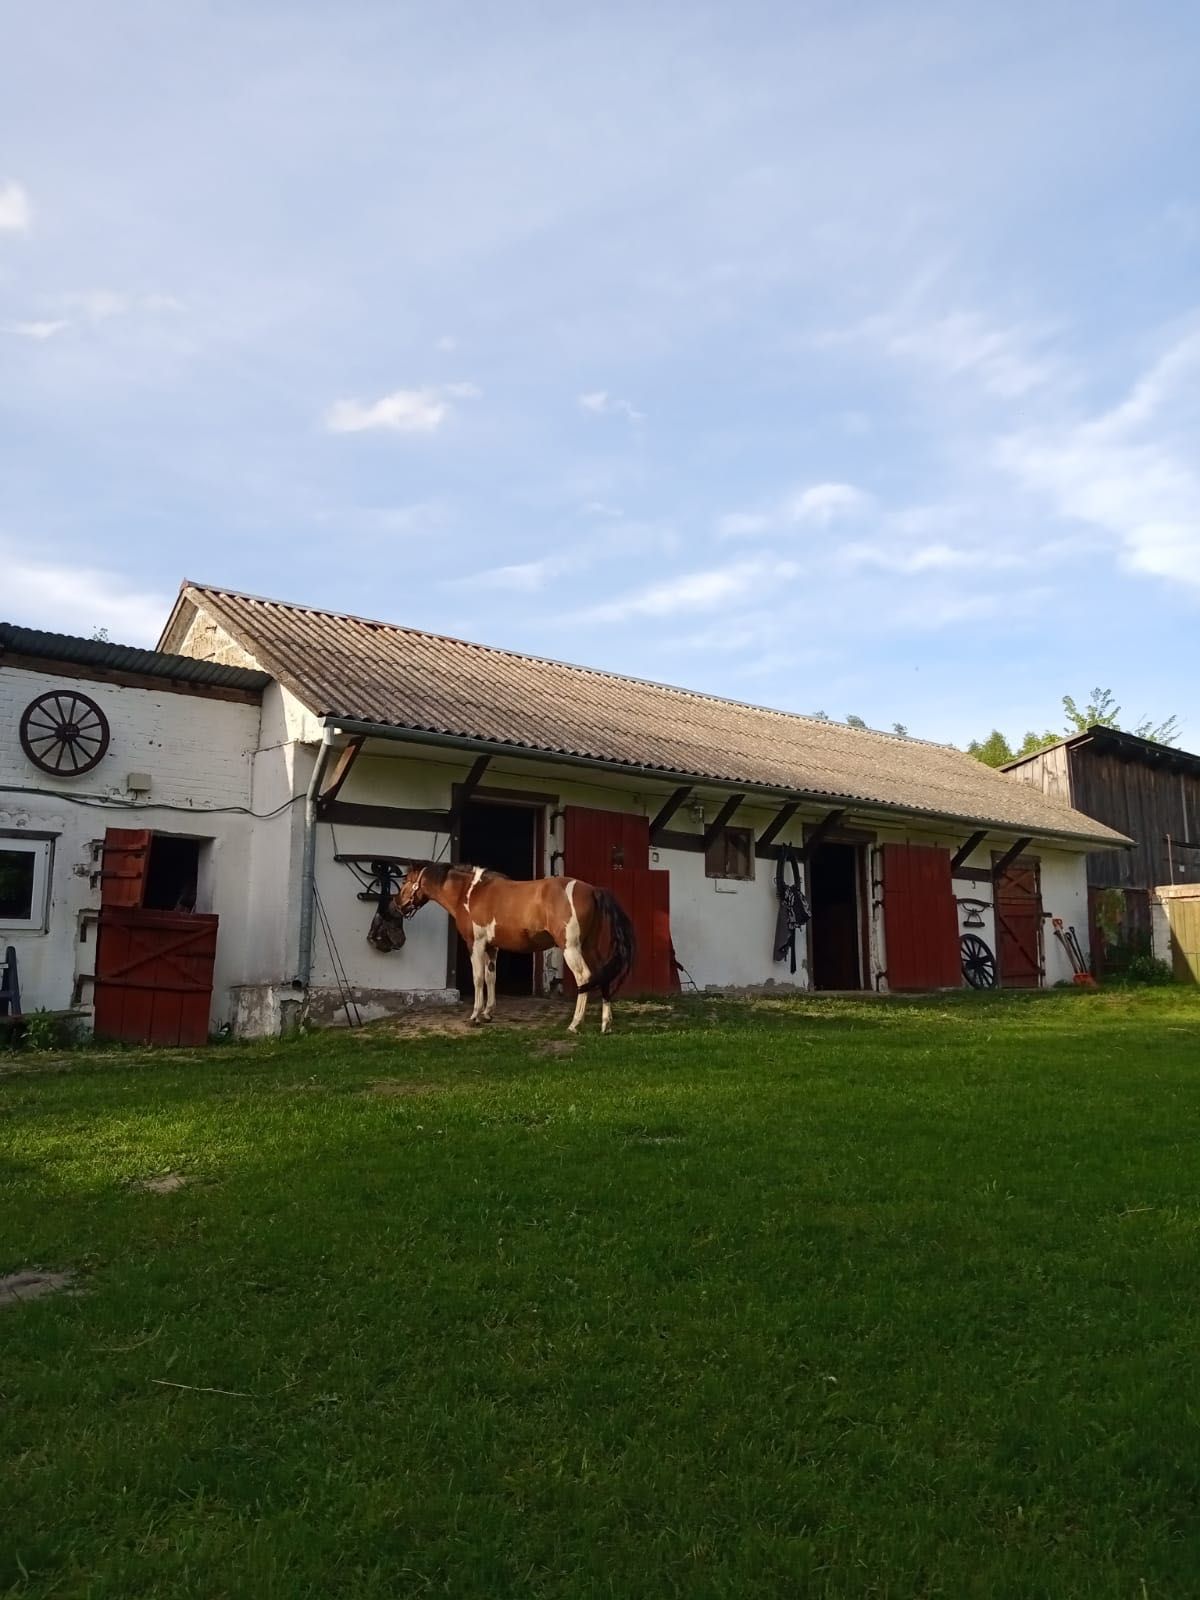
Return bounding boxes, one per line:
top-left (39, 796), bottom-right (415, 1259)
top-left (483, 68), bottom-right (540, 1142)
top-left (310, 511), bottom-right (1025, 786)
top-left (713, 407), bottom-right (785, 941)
top-left (162, 583), bottom-right (1130, 847)
top-left (1, 620), bottom-right (269, 692)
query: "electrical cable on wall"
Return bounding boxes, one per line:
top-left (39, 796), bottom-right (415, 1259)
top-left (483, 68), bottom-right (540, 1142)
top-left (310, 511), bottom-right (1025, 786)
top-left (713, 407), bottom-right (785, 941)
top-left (0, 782), bottom-right (306, 820)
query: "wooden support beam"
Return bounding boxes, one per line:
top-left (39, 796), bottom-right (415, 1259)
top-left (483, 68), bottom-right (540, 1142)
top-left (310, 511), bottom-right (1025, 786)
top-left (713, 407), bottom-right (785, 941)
top-left (992, 836), bottom-right (1033, 881)
top-left (702, 793), bottom-right (745, 850)
top-left (799, 808), bottom-right (847, 861)
top-left (315, 737), bottom-right (364, 815)
top-left (951, 830), bottom-right (987, 872)
top-left (453, 754), bottom-right (492, 813)
top-left (756, 801), bottom-right (799, 854)
top-left (649, 786), bottom-right (692, 842)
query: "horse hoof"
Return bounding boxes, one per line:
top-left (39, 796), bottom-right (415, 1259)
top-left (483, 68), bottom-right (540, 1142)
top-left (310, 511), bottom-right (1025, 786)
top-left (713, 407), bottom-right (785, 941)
top-left (468, 1015), bottom-right (483, 1027)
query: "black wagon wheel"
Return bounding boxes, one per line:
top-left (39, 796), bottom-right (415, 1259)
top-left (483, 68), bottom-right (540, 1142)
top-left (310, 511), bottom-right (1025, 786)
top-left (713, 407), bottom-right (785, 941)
top-left (19, 690), bottom-right (111, 777)
top-left (961, 933), bottom-right (997, 990)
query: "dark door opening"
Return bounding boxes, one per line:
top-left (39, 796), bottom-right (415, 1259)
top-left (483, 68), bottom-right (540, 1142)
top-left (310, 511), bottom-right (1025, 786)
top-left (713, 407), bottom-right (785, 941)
top-left (143, 835), bottom-right (202, 911)
top-left (808, 842), bottom-right (863, 990)
top-left (455, 800), bottom-right (539, 996)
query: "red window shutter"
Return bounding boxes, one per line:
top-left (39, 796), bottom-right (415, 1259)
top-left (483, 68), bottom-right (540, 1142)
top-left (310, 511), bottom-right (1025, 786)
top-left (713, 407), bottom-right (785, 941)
top-left (100, 829), bottom-right (153, 909)
top-left (882, 843), bottom-right (961, 989)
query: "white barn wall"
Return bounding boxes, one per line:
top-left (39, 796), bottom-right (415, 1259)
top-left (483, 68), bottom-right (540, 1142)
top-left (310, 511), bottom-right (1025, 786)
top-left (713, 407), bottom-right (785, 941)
top-left (1, 664), bottom-right (261, 1023)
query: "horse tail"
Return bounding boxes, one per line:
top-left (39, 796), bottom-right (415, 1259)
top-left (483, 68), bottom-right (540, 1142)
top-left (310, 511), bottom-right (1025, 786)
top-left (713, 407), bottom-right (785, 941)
top-left (580, 887), bottom-right (637, 997)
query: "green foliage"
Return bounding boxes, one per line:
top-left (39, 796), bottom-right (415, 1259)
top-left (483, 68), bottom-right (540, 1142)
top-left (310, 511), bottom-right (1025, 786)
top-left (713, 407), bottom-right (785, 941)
top-left (3, 990), bottom-right (1200, 1598)
top-left (967, 729), bottom-right (1015, 768)
top-left (892, 722), bottom-right (909, 737)
top-left (845, 713), bottom-right (867, 729)
top-left (969, 688), bottom-right (1181, 766)
top-left (1121, 952), bottom-right (1174, 985)
top-left (1093, 888), bottom-right (1126, 950)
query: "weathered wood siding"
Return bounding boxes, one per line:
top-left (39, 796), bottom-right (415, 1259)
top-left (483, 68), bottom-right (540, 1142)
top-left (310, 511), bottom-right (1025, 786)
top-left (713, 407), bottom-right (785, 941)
top-left (1069, 746), bottom-right (1200, 888)
top-left (1005, 744), bottom-right (1074, 805)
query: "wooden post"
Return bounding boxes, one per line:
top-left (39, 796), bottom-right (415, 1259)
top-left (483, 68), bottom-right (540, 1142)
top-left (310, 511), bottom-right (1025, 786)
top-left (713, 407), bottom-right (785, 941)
top-left (951, 830), bottom-right (987, 871)
top-left (702, 793), bottom-right (745, 850)
top-left (992, 836), bottom-right (1033, 881)
top-left (315, 737), bottom-right (364, 816)
top-left (649, 786), bottom-right (692, 842)
top-left (799, 808), bottom-right (847, 860)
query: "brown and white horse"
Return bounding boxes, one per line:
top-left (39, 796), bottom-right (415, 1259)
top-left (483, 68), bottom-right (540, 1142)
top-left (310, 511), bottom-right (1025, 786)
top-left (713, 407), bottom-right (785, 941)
top-left (370, 862), bottom-right (635, 1032)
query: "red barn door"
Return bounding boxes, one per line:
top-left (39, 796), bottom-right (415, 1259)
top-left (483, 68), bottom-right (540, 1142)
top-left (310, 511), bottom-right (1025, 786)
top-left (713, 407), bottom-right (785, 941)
top-left (93, 828), bottom-right (218, 1045)
top-left (881, 843), bottom-right (962, 990)
top-left (995, 856), bottom-right (1043, 988)
top-left (562, 807), bottom-right (677, 993)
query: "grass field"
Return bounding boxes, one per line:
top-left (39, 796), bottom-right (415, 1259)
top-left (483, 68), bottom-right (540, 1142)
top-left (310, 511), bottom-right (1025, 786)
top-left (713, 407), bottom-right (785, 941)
top-left (3, 988), bottom-right (1199, 1599)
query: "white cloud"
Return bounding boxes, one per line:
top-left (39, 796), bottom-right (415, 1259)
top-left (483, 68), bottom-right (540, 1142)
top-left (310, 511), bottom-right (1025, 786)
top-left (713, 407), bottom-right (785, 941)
top-left (62, 289), bottom-right (131, 320)
top-left (0, 543), bottom-right (169, 644)
top-left (435, 335), bottom-right (458, 352)
top-left (719, 481), bottom-right (870, 537)
top-left (716, 510), bottom-right (772, 537)
top-left (997, 328), bottom-right (1200, 590)
top-left (2, 319), bottom-right (69, 340)
top-left (325, 383), bottom-right (479, 435)
top-left (788, 482), bottom-right (871, 525)
top-left (885, 311), bottom-right (1056, 398)
top-left (455, 556), bottom-right (572, 593)
top-left (578, 558), bottom-right (797, 622)
top-left (578, 389), bottom-right (644, 423)
top-left (0, 180), bottom-right (31, 232)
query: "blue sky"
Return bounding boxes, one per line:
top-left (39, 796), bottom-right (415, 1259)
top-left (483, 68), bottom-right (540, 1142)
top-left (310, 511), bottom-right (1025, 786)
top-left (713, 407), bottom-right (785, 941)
top-left (3, 2), bottom-right (1198, 748)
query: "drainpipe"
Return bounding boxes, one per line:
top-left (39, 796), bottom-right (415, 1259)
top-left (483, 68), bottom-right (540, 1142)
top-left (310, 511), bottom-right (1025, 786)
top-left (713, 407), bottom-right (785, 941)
top-left (296, 728), bottom-right (335, 989)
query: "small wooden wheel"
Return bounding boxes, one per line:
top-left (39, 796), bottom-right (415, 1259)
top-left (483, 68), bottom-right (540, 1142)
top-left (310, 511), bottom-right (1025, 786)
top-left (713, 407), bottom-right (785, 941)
top-left (961, 933), bottom-right (997, 989)
top-left (19, 690), bottom-right (111, 777)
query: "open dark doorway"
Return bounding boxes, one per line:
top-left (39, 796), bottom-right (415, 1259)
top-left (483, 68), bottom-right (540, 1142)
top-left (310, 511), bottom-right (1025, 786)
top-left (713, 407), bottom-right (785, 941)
top-left (808, 842), bottom-right (863, 990)
top-left (455, 800), bottom-right (539, 996)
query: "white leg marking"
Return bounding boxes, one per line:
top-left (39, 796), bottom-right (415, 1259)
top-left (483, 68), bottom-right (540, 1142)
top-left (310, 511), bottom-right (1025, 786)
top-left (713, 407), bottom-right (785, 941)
top-left (562, 881), bottom-right (591, 1032)
top-left (472, 919), bottom-right (497, 1021)
top-left (601, 998), bottom-right (613, 1034)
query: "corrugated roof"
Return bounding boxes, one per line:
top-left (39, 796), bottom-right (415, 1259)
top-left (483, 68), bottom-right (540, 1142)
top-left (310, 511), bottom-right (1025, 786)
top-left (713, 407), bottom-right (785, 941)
top-left (0, 620), bottom-right (269, 692)
top-left (162, 583), bottom-right (1130, 847)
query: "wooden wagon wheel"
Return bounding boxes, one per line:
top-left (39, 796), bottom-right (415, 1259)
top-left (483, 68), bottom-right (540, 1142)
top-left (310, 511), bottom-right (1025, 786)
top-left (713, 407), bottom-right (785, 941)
top-left (19, 690), bottom-right (111, 777)
top-left (961, 933), bottom-right (997, 989)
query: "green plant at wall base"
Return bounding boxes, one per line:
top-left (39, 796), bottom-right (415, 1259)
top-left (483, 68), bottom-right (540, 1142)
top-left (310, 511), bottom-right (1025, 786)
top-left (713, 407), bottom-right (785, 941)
top-left (22, 1010), bottom-right (61, 1052)
top-left (1122, 953), bottom-right (1173, 985)
top-left (1094, 887), bottom-right (1126, 949)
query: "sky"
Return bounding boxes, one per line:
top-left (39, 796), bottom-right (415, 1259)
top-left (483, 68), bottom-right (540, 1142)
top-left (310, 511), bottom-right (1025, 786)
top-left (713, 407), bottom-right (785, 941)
top-left (2, 1), bottom-right (1199, 750)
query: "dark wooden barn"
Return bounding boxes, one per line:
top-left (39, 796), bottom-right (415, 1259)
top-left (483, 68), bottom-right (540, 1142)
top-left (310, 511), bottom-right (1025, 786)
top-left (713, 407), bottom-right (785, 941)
top-left (1005, 728), bottom-right (1200, 971)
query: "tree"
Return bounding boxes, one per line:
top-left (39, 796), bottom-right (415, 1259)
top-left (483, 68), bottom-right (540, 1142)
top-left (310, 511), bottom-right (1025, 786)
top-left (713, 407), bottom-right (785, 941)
top-left (892, 722), bottom-right (909, 738)
top-left (89, 626), bottom-right (110, 642)
top-left (846, 714), bottom-right (867, 730)
top-left (967, 730), bottom-right (1015, 769)
top-left (968, 687), bottom-right (1180, 767)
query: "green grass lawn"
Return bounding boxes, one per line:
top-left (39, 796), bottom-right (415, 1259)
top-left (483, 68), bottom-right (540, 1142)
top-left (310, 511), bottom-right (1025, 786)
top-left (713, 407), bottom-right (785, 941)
top-left (3, 988), bottom-right (1199, 1599)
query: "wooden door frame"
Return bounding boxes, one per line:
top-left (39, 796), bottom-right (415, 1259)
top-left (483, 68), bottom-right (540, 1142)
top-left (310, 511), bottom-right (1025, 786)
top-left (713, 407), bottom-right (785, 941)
top-left (445, 789), bottom-right (552, 993)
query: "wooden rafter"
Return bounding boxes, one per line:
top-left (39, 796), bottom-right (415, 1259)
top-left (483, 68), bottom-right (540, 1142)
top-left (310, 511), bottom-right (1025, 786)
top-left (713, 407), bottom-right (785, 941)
top-left (316, 736), bottom-right (364, 815)
top-left (649, 786), bottom-right (692, 841)
top-left (799, 808), bottom-right (847, 860)
top-left (992, 836), bottom-right (1033, 881)
top-left (702, 793), bottom-right (746, 850)
top-left (756, 801), bottom-right (799, 853)
top-left (453, 754), bottom-right (493, 813)
top-left (951, 830), bottom-right (987, 871)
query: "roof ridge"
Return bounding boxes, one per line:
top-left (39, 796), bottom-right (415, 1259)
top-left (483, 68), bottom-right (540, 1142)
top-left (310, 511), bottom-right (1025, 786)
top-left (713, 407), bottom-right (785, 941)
top-left (181, 581), bottom-right (954, 754)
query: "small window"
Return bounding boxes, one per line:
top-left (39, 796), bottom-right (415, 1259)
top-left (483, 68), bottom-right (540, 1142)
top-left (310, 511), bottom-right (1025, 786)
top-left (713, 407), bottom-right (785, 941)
top-left (705, 826), bottom-right (754, 881)
top-left (143, 835), bottom-right (203, 911)
top-left (0, 838), bottom-right (52, 931)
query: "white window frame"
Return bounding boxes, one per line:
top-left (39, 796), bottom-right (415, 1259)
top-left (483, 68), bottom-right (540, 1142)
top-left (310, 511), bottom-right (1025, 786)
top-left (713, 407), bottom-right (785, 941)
top-left (0, 836), bottom-right (53, 932)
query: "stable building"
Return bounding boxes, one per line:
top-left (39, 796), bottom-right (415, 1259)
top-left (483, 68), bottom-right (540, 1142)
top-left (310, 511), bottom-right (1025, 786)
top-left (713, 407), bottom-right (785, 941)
top-left (2, 584), bottom-right (1130, 1040)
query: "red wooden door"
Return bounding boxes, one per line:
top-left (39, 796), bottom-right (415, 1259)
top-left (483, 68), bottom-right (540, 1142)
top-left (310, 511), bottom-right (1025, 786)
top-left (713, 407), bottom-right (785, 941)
top-left (94, 909), bottom-right (218, 1046)
top-left (100, 828), bottom-right (152, 907)
top-left (995, 857), bottom-right (1043, 989)
top-left (562, 806), bottom-right (678, 993)
top-left (881, 843), bottom-right (962, 990)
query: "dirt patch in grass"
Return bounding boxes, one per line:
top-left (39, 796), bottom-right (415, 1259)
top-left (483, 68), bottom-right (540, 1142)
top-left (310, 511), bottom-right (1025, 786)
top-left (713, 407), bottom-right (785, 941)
top-left (532, 1039), bottom-right (577, 1058)
top-left (0, 1269), bottom-right (78, 1307)
top-left (132, 1172), bottom-right (191, 1194)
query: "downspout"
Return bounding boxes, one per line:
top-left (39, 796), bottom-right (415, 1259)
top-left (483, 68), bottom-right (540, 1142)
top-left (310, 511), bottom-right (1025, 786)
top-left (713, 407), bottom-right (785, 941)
top-left (296, 728), bottom-right (335, 989)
